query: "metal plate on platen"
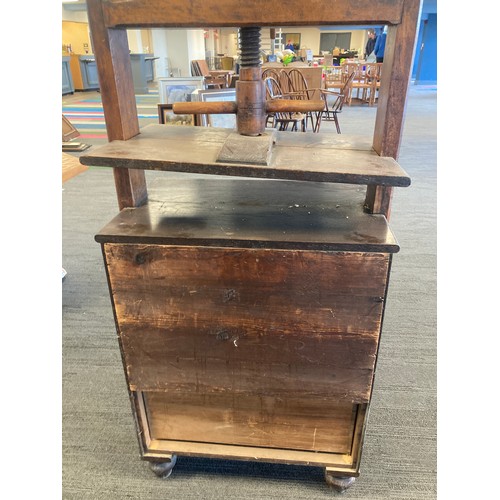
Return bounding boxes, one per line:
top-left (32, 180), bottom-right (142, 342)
top-left (216, 129), bottom-right (277, 166)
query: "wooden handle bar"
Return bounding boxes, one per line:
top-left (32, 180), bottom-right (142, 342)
top-left (266, 99), bottom-right (325, 113)
top-left (173, 99), bottom-right (325, 116)
top-left (172, 101), bottom-right (238, 115)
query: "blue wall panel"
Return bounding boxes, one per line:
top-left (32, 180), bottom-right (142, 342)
top-left (415, 13), bottom-right (437, 84)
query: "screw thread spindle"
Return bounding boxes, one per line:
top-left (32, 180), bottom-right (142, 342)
top-left (239, 27), bottom-right (261, 67)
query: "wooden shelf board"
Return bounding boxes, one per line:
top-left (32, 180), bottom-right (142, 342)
top-left (95, 177), bottom-right (399, 253)
top-left (80, 124), bottom-right (411, 187)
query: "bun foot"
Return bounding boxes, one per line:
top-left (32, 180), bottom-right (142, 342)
top-left (324, 469), bottom-right (356, 493)
top-left (149, 455), bottom-right (177, 479)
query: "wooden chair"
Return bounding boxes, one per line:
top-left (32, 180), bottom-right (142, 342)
top-left (323, 66), bottom-right (344, 92)
top-left (264, 76), bottom-right (306, 132)
top-left (364, 63), bottom-right (383, 105)
top-left (287, 68), bottom-right (322, 132)
top-left (317, 71), bottom-right (356, 133)
top-left (341, 62), bottom-right (376, 105)
top-left (278, 70), bottom-right (294, 94)
top-left (323, 54), bottom-right (334, 67)
top-left (191, 59), bottom-right (231, 88)
top-left (261, 68), bottom-right (280, 81)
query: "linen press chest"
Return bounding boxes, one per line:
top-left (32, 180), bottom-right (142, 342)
top-left (80, 0), bottom-right (420, 492)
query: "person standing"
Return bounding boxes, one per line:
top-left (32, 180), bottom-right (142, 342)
top-left (364, 30), bottom-right (377, 60)
top-left (285, 39), bottom-right (295, 51)
top-left (374, 27), bottom-right (387, 63)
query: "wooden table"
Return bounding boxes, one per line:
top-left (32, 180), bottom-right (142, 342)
top-left (62, 152), bottom-right (88, 184)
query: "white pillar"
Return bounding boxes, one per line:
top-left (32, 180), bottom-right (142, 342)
top-left (187, 29), bottom-right (206, 66)
top-left (151, 29), bottom-right (170, 78)
top-left (161, 30), bottom-right (204, 77)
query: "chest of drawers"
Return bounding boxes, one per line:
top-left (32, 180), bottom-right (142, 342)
top-left (95, 177), bottom-right (399, 489)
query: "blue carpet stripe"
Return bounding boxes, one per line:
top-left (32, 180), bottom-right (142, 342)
top-left (63, 110), bottom-right (157, 119)
top-left (67, 123), bottom-right (108, 129)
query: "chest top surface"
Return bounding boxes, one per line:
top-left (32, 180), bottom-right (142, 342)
top-left (96, 177), bottom-right (399, 253)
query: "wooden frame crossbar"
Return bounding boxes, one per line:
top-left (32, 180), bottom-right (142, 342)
top-left (85, 0), bottom-right (422, 217)
top-left (99, 0), bottom-right (407, 28)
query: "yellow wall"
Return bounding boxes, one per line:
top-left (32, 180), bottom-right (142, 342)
top-left (62, 21), bottom-right (92, 55)
top-left (63, 21), bottom-right (154, 55)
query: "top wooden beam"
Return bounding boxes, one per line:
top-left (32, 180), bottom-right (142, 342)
top-left (100, 0), bottom-right (407, 28)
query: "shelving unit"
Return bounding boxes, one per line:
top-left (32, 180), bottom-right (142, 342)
top-left (81, 0), bottom-right (421, 492)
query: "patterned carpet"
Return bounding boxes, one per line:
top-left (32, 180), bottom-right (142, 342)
top-left (62, 90), bottom-right (160, 139)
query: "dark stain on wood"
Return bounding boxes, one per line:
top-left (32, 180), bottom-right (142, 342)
top-left (103, 243), bottom-right (390, 402)
top-left (95, 177), bottom-right (400, 253)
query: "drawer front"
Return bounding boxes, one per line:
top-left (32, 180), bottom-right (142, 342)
top-left (104, 244), bottom-right (390, 403)
top-left (143, 391), bottom-right (358, 454)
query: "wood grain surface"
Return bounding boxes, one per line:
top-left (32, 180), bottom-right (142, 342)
top-left (86, 0), bottom-right (148, 209)
top-left (373, 0), bottom-right (422, 159)
top-left (104, 244), bottom-right (390, 402)
top-left (62, 153), bottom-right (88, 183)
top-left (95, 177), bottom-right (400, 253)
top-left (81, 124), bottom-right (411, 187)
top-left (100, 0), bottom-right (406, 28)
top-left (144, 392), bottom-right (358, 453)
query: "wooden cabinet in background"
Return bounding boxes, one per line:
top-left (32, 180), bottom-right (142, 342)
top-left (62, 56), bottom-right (74, 95)
top-left (69, 54), bottom-right (100, 91)
top-left (130, 53), bottom-right (158, 93)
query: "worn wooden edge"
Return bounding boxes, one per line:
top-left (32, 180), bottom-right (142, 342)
top-left (365, 255), bottom-right (394, 403)
top-left (79, 128), bottom-right (411, 188)
top-left (95, 235), bottom-right (399, 254)
top-left (348, 404), bottom-right (369, 473)
top-left (364, 185), bottom-right (394, 218)
top-left (133, 385), bottom-right (365, 471)
top-left (135, 390), bottom-right (152, 450)
top-left (94, 176), bottom-right (401, 253)
top-left (83, 158), bottom-right (410, 187)
top-left (372, 0), bottom-right (422, 159)
top-left (87, 0), bottom-right (148, 209)
top-left (100, 247), bottom-right (149, 457)
top-left (100, 0), bottom-right (406, 28)
top-left (216, 130), bottom-right (277, 165)
top-left (142, 439), bottom-right (357, 469)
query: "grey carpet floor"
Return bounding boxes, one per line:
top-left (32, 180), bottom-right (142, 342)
top-left (62, 86), bottom-right (436, 499)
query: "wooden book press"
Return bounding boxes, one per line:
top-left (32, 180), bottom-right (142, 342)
top-left (80, 0), bottom-right (421, 493)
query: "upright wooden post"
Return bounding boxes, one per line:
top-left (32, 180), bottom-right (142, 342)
top-left (86, 0), bottom-right (148, 210)
top-left (366, 0), bottom-right (422, 218)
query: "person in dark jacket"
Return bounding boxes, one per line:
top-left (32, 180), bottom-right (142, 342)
top-left (364, 30), bottom-right (377, 60)
top-left (374, 27), bottom-right (387, 63)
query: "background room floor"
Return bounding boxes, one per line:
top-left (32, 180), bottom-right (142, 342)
top-left (62, 82), bottom-right (436, 499)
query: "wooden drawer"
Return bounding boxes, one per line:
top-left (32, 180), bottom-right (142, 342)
top-left (143, 392), bottom-right (357, 454)
top-left (104, 243), bottom-right (390, 403)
